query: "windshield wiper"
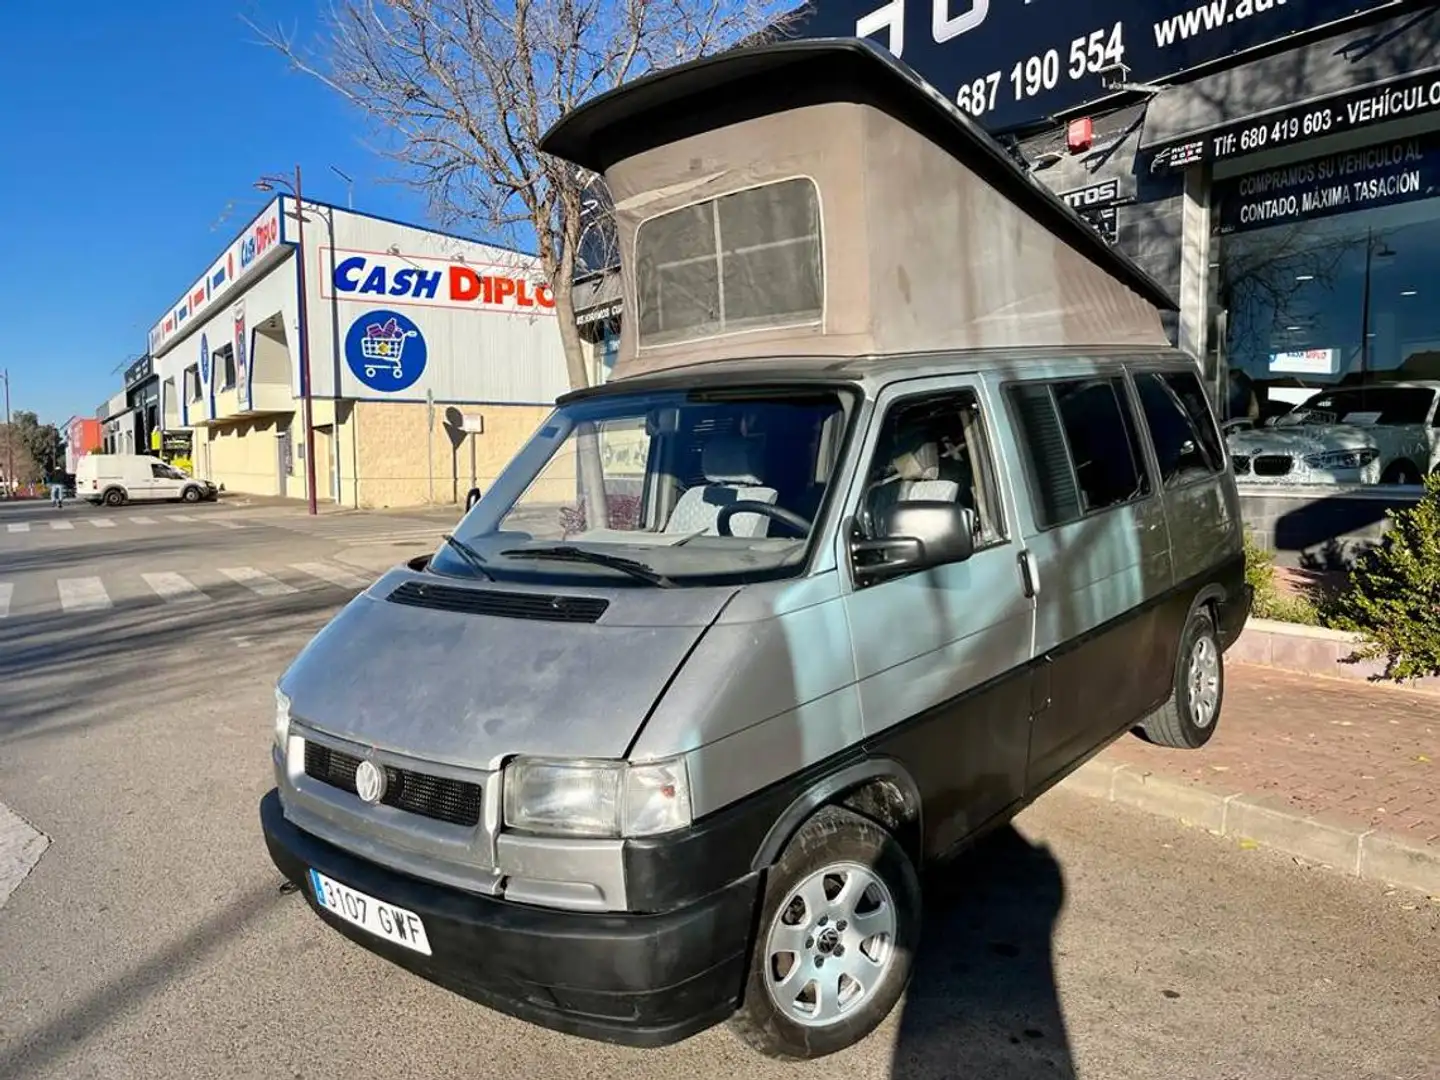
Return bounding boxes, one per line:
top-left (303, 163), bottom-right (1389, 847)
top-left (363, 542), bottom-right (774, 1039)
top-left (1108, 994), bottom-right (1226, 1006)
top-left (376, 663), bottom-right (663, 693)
top-left (499, 545), bottom-right (674, 588)
top-left (441, 534), bottom-right (493, 580)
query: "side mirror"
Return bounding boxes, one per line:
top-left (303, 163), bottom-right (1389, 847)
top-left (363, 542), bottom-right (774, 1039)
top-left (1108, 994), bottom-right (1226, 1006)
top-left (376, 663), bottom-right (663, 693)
top-left (465, 487), bottom-right (482, 510)
top-left (851, 502), bottom-right (975, 585)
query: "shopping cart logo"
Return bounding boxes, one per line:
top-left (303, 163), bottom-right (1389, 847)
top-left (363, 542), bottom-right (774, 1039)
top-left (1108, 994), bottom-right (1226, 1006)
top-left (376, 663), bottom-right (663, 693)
top-left (345, 309), bottom-right (428, 393)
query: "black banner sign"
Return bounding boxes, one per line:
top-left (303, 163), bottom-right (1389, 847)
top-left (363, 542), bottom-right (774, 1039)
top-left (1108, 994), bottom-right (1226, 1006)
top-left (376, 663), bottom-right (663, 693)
top-left (796, 0), bottom-right (1408, 133)
top-left (1213, 132), bottom-right (1440, 233)
top-left (1058, 178), bottom-right (1127, 242)
top-left (1150, 65), bottom-right (1440, 172)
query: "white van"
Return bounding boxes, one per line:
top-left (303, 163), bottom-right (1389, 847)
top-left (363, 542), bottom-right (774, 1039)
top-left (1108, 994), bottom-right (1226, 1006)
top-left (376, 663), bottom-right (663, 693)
top-left (76, 454), bottom-right (218, 507)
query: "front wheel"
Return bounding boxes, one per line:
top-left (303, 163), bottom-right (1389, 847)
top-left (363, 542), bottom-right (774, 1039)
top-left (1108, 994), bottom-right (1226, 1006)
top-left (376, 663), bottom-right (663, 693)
top-left (1138, 606), bottom-right (1224, 749)
top-left (728, 806), bottom-right (921, 1060)
top-left (181, 486), bottom-right (202, 503)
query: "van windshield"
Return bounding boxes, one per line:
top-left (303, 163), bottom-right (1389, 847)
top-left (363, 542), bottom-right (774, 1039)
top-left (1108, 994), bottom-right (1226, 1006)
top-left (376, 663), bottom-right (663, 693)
top-left (436, 385), bottom-right (855, 586)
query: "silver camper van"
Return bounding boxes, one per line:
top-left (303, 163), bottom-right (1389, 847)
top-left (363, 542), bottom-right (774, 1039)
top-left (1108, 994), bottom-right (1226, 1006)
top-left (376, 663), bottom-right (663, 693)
top-left (260, 40), bottom-right (1251, 1061)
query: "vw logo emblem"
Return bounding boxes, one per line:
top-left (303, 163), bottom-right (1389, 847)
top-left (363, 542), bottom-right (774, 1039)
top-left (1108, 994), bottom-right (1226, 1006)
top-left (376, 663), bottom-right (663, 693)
top-left (355, 760), bottom-right (387, 805)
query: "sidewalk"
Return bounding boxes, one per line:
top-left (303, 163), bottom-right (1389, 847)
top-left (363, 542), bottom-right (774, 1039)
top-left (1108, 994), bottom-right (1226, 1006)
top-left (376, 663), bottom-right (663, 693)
top-left (1066, 664), bottom-right (1440, 895)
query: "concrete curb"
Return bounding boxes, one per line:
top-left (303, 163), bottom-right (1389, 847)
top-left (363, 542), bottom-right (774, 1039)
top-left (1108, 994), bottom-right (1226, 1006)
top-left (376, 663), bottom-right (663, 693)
top-left (1233, 618), bottom-right (1440, 695)
top-left (1060, 758), bottom-right (1440, 896)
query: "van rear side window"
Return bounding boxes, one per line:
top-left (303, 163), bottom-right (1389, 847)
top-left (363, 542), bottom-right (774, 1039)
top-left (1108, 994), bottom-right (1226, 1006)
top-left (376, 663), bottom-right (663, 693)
top-left (1007, 377), bottom-right (1151, 528)
top-left (1133, 371), bottom-right (1225, 487)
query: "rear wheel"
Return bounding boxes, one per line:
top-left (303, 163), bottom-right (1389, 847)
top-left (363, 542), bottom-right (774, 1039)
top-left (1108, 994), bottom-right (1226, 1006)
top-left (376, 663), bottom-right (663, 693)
top-left (729, 806), bottom-right (920, 1060)
top-left (1382, 460), bottom-right (1421, 485)
top-left (1138, 607), bottom-right (1223, 749)
top-left (102, 488), bottom-right (126, 507)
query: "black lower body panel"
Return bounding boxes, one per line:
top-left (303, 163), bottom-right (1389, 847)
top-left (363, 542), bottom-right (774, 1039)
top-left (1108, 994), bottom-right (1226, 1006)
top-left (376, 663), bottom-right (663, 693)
top-left (260, 789), bottom-right (759, 1047)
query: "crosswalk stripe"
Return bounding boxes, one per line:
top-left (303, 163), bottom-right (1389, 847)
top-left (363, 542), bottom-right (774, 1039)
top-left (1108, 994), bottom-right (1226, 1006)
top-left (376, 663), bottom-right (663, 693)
top-left (220, 566), bottom-right (297, 597)
top-left (49, 521), bottom-right (74, 531)
top-left (292, 562), bottom-right (372, 589)
top-left (166, 515), bottom-right (195, 523)
top-left (203, 518), bottom-right (244, 530)
top-left (129, 516), bottom-right (156, 525)
top-left (89, 520), bottom-right (116, 529)
top-left (0, 583), bottom-right (11, 619)
top-left (57, 577), bottom-right (111, 612)
top-left (142, 572), bottom-right (208, 604)
top-left (6, 523), bottom-right (30, 533)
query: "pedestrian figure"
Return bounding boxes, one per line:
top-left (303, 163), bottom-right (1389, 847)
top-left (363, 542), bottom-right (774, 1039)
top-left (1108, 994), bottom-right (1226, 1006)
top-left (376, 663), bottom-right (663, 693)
top-left (51, 478), bottom-right (64, 509)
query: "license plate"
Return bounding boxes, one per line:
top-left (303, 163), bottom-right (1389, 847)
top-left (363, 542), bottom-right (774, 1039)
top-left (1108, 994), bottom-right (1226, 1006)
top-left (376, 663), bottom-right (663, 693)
top-left (308, 868), bottom-right (432, 956)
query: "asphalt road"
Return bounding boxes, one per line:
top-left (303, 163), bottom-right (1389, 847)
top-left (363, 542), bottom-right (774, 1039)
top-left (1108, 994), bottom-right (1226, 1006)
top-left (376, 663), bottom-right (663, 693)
top-left (1, 500), bottom-right (1437, 1080)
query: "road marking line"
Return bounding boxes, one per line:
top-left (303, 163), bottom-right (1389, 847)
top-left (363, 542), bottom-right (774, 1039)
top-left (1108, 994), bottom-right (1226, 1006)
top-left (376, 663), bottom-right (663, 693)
top-left (220, 566), bottom-right (298, 597)
top-left (142, 572), bottom-right (208, 604)
top-left (57, 577), bottom-right (112, 612)
top-left (0, 801), bottom-right (50, 912)
top-left (6, 523), bottom-right (30, 533)
top-left (49, 521), bottom-right (74, 531)
top-left (129, 516), bottom-right (156, 525)
top-left (167, 515), bottom-right (195, 523)
top-left (292, 562), bottom-right (371, 590)
top-left (202, 518), bottom-right (244, 530)
top-left (0, 583), bottom-right (11, 619)
top-left (90, 520), bottom-right (116, 529)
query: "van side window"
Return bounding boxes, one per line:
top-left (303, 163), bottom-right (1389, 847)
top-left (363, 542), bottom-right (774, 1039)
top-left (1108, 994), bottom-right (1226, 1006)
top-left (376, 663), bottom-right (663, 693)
top-left (150, 464), bottom-right (170, 479)
top-left (861, 391), bottom-right (1005, 547)
top-left (1133, 371), bottom-right (1224, 486)
top-left (1007, 377), bottom-right (1150, 528)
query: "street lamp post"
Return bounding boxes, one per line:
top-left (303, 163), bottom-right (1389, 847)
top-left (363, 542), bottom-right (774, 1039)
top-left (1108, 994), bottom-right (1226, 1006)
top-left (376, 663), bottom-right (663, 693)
top-left (256, 167), bottom-right (319, 515)
top-left (1, 369), bottom-right (12, 496)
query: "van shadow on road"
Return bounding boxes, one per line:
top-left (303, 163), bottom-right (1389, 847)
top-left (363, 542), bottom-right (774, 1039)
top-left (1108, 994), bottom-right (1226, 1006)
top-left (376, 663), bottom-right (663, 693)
top-left (890, 825), bottom-right (1074, 1079)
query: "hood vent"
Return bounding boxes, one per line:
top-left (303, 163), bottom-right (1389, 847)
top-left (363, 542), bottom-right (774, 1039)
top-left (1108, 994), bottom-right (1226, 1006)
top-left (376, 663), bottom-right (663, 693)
top-left (387, 579), bottom-right (609, 623)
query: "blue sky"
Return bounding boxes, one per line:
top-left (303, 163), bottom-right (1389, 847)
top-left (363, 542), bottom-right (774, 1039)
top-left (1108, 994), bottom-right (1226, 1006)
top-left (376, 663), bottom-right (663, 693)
top-left (3, 1), bottom-right (437, 426)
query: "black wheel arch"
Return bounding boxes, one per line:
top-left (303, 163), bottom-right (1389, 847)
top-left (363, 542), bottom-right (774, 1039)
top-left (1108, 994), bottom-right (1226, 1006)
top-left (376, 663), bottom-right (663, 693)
top-left (750, 757), bottom-right (923, 871)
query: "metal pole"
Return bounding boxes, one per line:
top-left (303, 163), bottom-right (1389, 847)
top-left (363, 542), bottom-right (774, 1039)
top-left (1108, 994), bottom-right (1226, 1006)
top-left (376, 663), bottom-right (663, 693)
top-left (470, 432), bottom-right (477, 492)
top-left (294, 166), bottom-right (319, 514)
top-left (2, 370), bottom-right (12, 496)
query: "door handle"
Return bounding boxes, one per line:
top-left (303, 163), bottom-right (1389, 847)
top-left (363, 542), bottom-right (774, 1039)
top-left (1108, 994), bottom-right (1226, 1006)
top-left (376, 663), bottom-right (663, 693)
top-left (1018, 549), bottom-right (1040, 599)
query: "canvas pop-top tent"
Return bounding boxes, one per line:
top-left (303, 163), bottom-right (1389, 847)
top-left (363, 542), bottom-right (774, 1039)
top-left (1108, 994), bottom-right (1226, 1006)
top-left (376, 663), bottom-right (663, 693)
top-left (540, 38), bottom-right (1177, 382)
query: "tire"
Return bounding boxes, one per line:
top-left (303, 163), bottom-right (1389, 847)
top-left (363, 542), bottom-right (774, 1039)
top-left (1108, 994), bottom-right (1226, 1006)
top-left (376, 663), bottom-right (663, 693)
top-left (728, 805), bottom-right (921, 1060)
top-left (181, 486), bottom-right (201, 503)
top-left (102, 488), bottom-right (126, 507)
top-left (1139, 606), bottom-right (1224, 749)
top-left (1381, 460), bottom-right (1420, 485)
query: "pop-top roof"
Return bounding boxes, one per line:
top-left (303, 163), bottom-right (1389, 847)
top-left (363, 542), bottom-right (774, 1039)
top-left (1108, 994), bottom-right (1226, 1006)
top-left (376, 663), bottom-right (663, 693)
top-left (541, 38), bottom-right (1177, 381)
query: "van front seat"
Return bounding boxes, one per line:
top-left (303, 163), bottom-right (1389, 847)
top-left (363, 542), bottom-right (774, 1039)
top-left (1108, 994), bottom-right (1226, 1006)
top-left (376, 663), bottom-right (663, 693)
top-left (664, 436), bottom-right (778, 538)
top-left (864, 442), bottom-right (960, 533)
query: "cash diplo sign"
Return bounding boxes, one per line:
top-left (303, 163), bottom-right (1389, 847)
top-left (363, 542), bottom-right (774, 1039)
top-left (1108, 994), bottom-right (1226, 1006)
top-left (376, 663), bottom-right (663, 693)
top-left (324, 248), bottom-right (556, 314)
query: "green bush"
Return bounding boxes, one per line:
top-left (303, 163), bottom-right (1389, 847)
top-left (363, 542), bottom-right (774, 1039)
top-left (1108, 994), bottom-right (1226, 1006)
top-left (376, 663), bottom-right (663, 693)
top-left (1243, 529), bottom-right (1320, 626)
top-left (1324, 472), bottom-right (1440, 681)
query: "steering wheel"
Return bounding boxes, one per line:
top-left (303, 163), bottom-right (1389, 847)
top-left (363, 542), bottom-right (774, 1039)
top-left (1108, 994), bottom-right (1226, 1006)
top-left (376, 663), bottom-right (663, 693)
top-left (716, 500), bottom-right (812, 538)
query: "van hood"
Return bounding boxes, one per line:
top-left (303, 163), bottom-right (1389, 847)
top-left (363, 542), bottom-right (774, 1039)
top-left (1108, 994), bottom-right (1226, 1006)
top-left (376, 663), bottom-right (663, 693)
top-left (279, 568), bottom-right (736, 770)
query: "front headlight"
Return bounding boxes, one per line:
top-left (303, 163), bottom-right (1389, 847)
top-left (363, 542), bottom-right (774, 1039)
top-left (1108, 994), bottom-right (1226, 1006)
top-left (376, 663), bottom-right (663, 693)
top-left (274, 687), bottom-right (292, 751)
top-left (503, 756), bottom-right (692, 838)
top-left (1303, 449), bottom-right (1379, 470)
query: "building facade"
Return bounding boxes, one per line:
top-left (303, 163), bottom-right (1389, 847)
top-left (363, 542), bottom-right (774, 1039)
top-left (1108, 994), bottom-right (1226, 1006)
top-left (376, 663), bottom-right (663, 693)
top-left (64, 416), bottom-right (102, 474)
top-left (146, 196), bottom-right (570, 507)
top-left (778, 0), bottom-right (1440, 564)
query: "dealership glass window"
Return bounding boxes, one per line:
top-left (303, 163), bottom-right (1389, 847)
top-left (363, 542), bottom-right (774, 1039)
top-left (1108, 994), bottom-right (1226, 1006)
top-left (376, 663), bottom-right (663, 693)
top-left (1210, 193), bottom-right (1440, 486)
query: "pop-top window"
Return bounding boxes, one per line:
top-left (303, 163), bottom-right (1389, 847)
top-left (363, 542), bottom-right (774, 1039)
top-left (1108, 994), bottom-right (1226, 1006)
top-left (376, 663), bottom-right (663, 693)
top-left (636, 178), bottom-right (823, 347)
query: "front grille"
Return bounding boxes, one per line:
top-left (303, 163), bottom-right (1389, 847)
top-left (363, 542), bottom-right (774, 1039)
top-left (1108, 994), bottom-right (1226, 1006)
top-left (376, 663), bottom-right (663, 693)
top-left (387, 580), bottom-right (608, 623)
top-left (303, 741), bottom-right (483, 828)
top-left (1230, 455), bottom-right (1251, 476)
top-left (1253, 455), bottom-right (1294, 477)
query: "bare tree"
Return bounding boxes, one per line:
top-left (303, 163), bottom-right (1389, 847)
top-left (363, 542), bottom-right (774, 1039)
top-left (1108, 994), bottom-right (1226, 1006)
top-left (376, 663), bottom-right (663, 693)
top-left (246, 0), bottom-right (797, 392)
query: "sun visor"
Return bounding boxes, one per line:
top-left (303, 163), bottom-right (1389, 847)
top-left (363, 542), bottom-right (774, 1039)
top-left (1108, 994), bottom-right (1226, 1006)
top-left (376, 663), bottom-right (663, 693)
top-left (541, 39), bottom-right (1175, 381)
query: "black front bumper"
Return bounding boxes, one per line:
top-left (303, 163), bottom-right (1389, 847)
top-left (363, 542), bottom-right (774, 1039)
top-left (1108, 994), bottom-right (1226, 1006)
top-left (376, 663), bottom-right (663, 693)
top-left (260, 789), bottom-right (760, 1047)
